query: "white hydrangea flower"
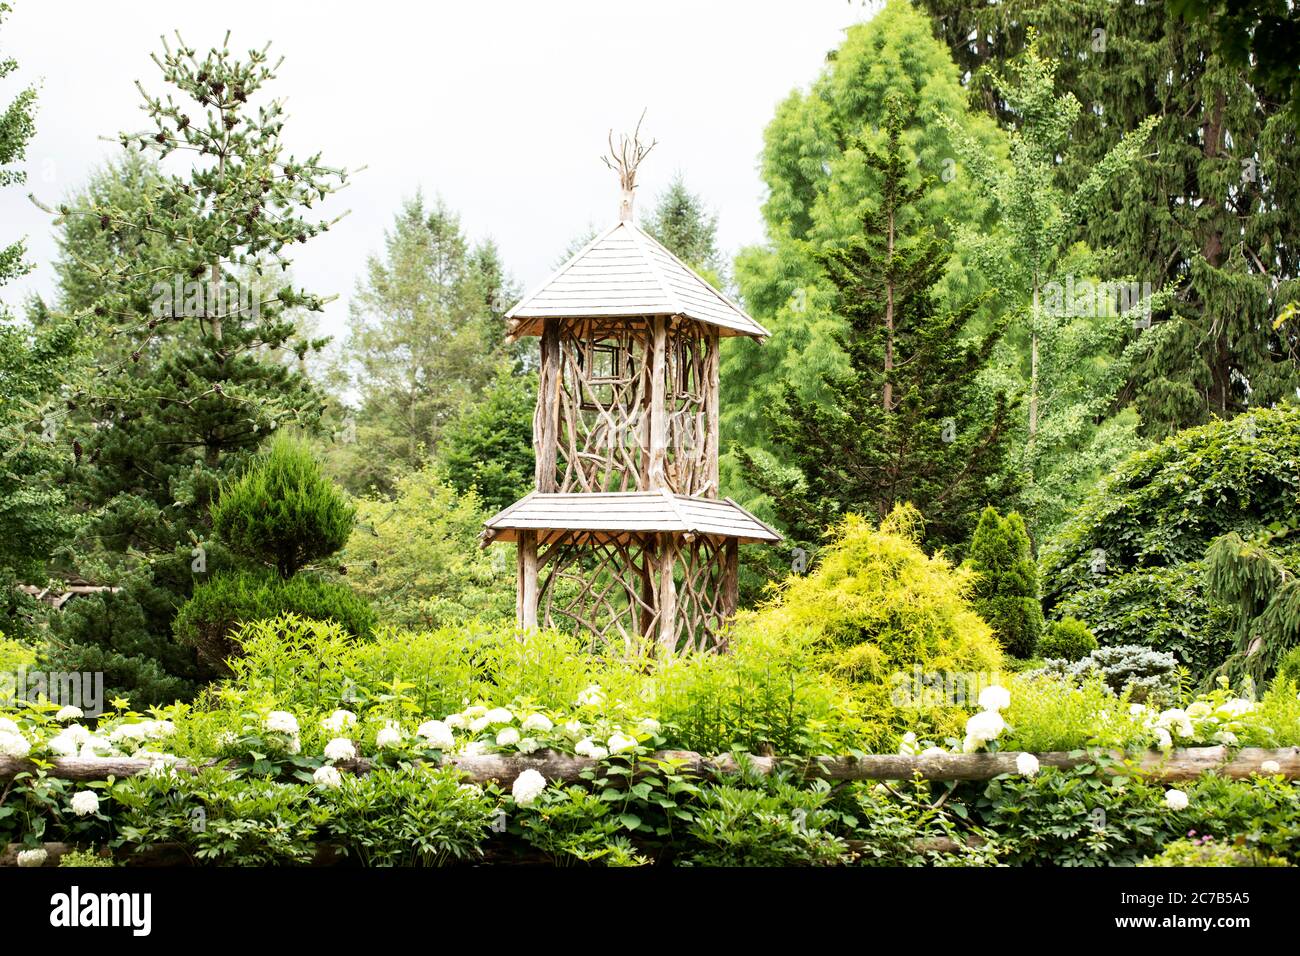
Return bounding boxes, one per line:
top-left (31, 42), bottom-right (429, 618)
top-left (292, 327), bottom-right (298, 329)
top-left (1261, 760), bottom-right (1281, 774)
top-left (417, 720), bottom-right (455, 749)
top-left (375, 722), bottom-right (403, 749)
top-left (964, 709), bottom-right (1006, 745)
top-left (517, 737), bottom-right (541, 754)
top-left (458, 740), bottom-right (488, 757)
top-left (145, 754), bottom-right (180, 780)
top-left (1186, 701), bottom-right (1212, 719)
top-left (978, 685), bottom-right (1011, 712)
top-left (215, 731), bottom-right (238, 749)
top-left (70, 790), bottom-right (100, 816)
top-left (637, 717), bottom-right (661, 735)
top-left (576, 685), bottom-right (604, 708)
top-left (108, 722), bottom-right (151, 744)
top-left (607, 733), bottom-right (637, 755)
top-left (511, 768), bottom-right (546, 806)
top-left (1129, 703), bottom-right (1149, 716)
top-left (462, 705), bottom-right (488, 719)
top-left (563, 720), bottom-right (584, 736)
top-left (47, 730), bottom-right (82, 757)
top-left (264, 711), bottom-right (299, 736)
top-left (920, 746), bottom-right (948, 758)
top-left (1157, 708), bottom-right (1194, 739)
top-left (1217, 698), bottom-right (1255, 718)
top-left (313, 765), bottom-right (343, 789)
top-left (1163, 788), bottom-right (1189, 811)
top-left (1153, 727), bottom-right (1173, 750)
top-left (16, 848), bottom-right (47, 868)
top-left (1015, 752), bottom-right (1040, 776)
top-left (444, 712), bottom-right (469, 730)
top-left (0, 730), bottom-right (31, 758)
top-left (55, 706), bottom-right (84, 721)
top-left (1214, 730), bottom-right (1239, 746)
top-left (286, 735), bottom-right (302, 756)
top-left (321, 710), bottom-right (357, 734)
top-left (324, 738), bottom-right (357, 762)
top-left (469, 716), bottom-right (491, 733)
top-left (496, 727), bottom-right (521, 747)
top-left (897, 731), bottom-right (918, 756)
top-left (0, 717), bottom-right (19, 734)
top-left (961, 735), bottom-right (981, 754)
top-left (150, 720), bottom-right (176, 738)
top-left (77, 736), bottom-right (114, 758)
top-left (485, 707), bottom-right (513, 725)
top-left (521, 713), bottom-right (553, 733)
top-left (574, 737), bottom-right (608, 760)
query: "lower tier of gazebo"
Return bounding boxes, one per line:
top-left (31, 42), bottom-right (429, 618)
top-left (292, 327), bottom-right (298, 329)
top-left (482, 490), bottom-right (780, 652)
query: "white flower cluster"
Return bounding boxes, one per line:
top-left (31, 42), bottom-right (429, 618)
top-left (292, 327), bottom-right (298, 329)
top-left (0, 716), bottom-right (31, 758)
top-left (962, 685), bottom-right (1011, 754)
top-left (1130, 682), bottom-right (1263, 750)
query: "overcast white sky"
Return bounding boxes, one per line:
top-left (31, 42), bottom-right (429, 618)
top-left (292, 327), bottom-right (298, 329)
top-left (1, 0), bottom-right (880, 337)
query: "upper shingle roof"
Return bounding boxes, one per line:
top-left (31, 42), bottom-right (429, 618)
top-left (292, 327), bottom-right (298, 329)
top-left (505, 221), bottom-right (769, 340)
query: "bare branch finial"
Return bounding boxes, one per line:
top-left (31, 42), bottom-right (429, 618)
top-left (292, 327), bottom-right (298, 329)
top-left (601, 109), bottom-right (656, 222)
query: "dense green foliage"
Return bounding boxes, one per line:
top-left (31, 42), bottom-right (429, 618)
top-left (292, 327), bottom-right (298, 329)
top-left (740, 97), bottom-right (1013, 556)
top-left (436, 364), bottom-right (535, 514)
top-left (172, 571), bottom-right (375, 673)
top-left (1044, 407), bottom-right (1300, 677)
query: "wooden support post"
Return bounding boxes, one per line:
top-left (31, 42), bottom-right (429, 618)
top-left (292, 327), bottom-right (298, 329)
top-left (535, 319), bottom-right (561, 493)
top-left (722, 537), bottom-right (739, 618)
top-left (517, 532), bottom-right (539, 629)
top-left (704, 328), bottom-right (720, 497)
top-left (656, 532), bottom-right (677, 652)
top-left (647, 316), bottom-right (668, 491)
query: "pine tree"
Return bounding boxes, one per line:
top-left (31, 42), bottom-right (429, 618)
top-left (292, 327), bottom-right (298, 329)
top-left (642, 173), bottom-right (722, 281)
top-left (966, 506), bottom-right (1044, 658)
top-left (332, 194), bottom-right (518, 494)
top-left (739, 96), bottom-right (1014, 554)
top-left (918, 1), bottom-right (1300, 436)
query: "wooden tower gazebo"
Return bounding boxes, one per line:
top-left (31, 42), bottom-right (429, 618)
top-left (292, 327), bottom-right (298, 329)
top-left (482, 134), bottom-right (780, 652)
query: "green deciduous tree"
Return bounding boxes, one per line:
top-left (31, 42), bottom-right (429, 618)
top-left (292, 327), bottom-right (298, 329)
top-left (919, 0), bottom-right (1300, 436)
top-left (938, 36), bottom-right (1163, 540)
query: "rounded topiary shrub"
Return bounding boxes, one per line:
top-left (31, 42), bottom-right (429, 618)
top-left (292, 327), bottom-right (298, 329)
top-left (966, 507), bottom-right (1044, 658)
top-left (173, 569), bottom-right (376, 674)
top-left (1039, 617), bottom-right (1098, 661)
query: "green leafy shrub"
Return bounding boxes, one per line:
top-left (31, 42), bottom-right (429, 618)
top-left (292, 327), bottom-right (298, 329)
top-left (212, 432), bottom-right (355, 579)
top-left (515, 786), bottom-right (634, 866)
top-left (1039, 617), bottom-right (1098, 661)
top-left (57, 847), bottom-right (116, 867)
top-left (112, 768), bottom-right (325, 866)
top-left (967, 507), bottom-right (1043, 658)
top-left (0, 631), bottom-right (35, 671)
top-left (1043, 408), bottom-right (1300, 678)
top-left (730, 506), bottom-right (1002, 748)
top-left (1002, 674), bottom-right (1147, 752)
top-left (173, 570), bottom-right (375, 674)
top-left (323, 765), bottom-right (498, 866)
top-left (974, 761), bottom-right (1170, 866)
top-left (1277, 646), bottom-right (1300, 688)
top-left (1140, 835), bottom-right (1290, 867)
top-left (678, 774), bottom-right (849, 867)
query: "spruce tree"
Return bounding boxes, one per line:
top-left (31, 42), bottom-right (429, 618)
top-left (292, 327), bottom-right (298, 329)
top-left (739, 96), bottom-right (1014, 554)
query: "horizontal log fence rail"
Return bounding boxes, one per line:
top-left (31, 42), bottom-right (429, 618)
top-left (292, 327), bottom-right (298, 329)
top-left (1, 746), bottom-right (1297, 787)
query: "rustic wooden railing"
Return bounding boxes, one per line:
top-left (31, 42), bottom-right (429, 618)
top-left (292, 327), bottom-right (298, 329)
top-left (2, 745), bottom-right (1297, 786)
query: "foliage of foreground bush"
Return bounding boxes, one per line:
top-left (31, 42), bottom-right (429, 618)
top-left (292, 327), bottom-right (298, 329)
top-left (733, 505), bottom-right (1003, 747)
